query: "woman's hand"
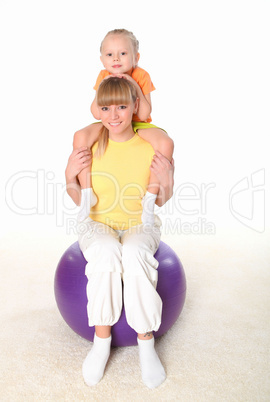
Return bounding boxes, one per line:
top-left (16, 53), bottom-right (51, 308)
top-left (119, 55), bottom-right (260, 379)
top-left (150, 151), bottom-right (175, 206)
top-left (150, 151), bottom-right (175, 183)
top-left (65, 147), bottom-right (92, 181)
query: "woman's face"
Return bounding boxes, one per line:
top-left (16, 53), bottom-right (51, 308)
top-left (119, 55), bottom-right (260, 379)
top-left (99, 100), bottom-right (138, 139)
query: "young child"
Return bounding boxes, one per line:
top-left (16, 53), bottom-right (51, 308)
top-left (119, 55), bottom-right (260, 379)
top-left (75, 29), bottom-right (174, 224)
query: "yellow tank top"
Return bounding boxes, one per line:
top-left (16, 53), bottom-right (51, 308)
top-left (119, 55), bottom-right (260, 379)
top-left (90, 134), bottom-right (154, 230)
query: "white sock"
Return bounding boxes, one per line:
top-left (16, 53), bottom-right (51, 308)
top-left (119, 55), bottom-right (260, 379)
top-left (137, 337), bottom-right (166, 389)
top-left (141, 191), bottom-right (157, 226)
top-left (77, 188), bottom-right (97, 223)
top-left (82, 334), bottom-right (111, 386)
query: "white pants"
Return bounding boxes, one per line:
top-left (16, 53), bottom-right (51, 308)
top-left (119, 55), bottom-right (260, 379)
top-left (77, 217), bottom-right (162, 334)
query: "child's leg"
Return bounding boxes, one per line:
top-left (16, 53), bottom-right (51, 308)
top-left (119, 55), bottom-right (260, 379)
top-left (137, 128), bottom-right (174, 194)
top-left (73, 123), bottom-right (102, 189)
top-left (137, 128), bottom-right (174, 225)
top-left (73, 123), bottom-right (102, 222)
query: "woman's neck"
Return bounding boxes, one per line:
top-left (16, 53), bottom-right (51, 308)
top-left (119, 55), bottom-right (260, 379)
top-left (108, 127), bottom-right (134, 142)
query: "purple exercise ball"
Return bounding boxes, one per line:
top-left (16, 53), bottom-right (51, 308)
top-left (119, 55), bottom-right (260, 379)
top-left (54, 241), bottom-right (186, 347)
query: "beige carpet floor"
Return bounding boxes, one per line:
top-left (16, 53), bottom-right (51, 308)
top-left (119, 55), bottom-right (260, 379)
top-left (1, 228), bottom-right (269, 401)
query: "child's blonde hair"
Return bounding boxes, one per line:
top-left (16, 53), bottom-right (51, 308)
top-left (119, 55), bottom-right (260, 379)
top-left (100, 29), bottom-right (139, 65)
top-left (95, 76), bottom-right (137, 158)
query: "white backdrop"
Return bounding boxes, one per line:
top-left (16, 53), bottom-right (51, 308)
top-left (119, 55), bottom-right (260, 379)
top-left (1, 0), bottom-right (269, 240)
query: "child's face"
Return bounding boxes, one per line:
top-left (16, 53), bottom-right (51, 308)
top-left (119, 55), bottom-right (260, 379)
top-left (100, 34), bottom-right (139, 75)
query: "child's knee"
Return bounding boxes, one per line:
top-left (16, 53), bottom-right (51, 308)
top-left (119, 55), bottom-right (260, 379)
top-left (73, 123), bottom-right (102, 148)
top-left (73, 129), bottom-right (88, 148)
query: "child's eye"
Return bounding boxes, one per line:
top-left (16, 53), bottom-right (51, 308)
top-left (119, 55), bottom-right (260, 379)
top-left (101, 107), bottom-right (109, 111)
top-left (119, 105), bottom-right (127, 110)
top-left (106, 53), bottom-right (112, 57)
top-left (121, 52), bottom-right (126, 56)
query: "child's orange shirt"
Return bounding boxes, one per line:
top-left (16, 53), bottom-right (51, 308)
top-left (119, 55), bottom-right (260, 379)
top-left (93, 66), bottom-right (155, 122)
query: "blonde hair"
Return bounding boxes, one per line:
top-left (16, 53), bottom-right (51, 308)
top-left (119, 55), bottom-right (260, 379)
top-left (95, 77), bottom-right (137, 158)
top-left (100, 29), bottom-right (139, 66)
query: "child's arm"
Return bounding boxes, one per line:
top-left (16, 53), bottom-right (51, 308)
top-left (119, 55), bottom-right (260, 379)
top-left (91, 73), bottom-right (112, 120)
top-left (65, 147), bottom-right (91, 205)
top-left (118, 74), bottom-right (152, 122)
top-left (90, 94), bottom-right (101, 120)
top-left (132, 81), bottom-right (152, 121)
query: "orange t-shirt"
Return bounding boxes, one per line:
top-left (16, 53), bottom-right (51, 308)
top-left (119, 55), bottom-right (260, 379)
top-left (93, 66), bottom-right (155, 122)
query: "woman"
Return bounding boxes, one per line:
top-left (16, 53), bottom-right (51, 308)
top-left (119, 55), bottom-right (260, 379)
top-left (65, 77), bottom-right (174, 389)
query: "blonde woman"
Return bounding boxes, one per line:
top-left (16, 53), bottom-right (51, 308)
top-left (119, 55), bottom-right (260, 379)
top-left (66, 77), bottom-right (174, 389)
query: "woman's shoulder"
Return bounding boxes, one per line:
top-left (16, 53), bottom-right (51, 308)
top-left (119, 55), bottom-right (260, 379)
top-left (133, 134), bottom-right (155, 154)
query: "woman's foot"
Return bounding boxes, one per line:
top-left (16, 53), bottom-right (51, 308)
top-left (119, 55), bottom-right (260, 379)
top-left (82, 334), bottom-right (111, 386)
top-left (137, 336), bottom-right (166, 389)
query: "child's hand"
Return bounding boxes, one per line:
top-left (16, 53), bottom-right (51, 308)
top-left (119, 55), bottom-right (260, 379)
top-left (102, 74), bottom-right (114, 81)
top-left (65, 147), bottom-right (92, 180)
top-left (114, 73), bottom-right (137, 85)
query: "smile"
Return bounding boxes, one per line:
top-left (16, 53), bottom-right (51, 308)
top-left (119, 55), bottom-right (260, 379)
top-left (109, 122), bottom-right (121, 126)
